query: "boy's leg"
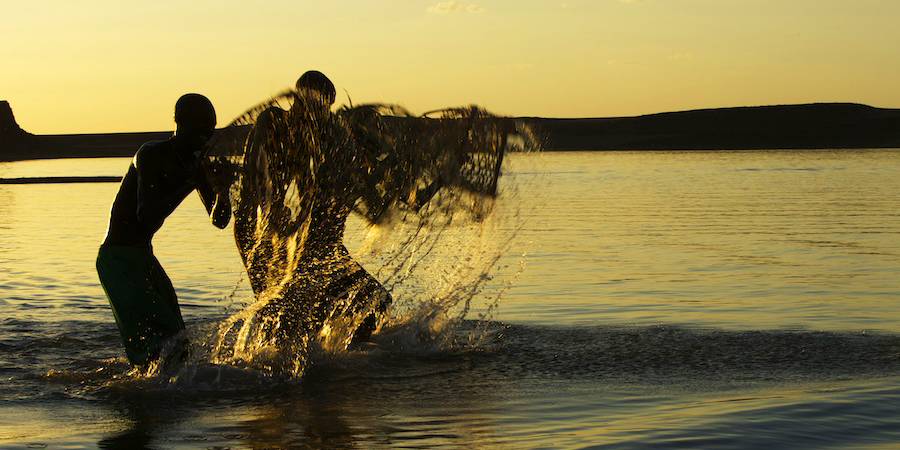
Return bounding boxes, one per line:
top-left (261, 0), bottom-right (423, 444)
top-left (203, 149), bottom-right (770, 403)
top-left (96, 246), bottom-right (186, 366)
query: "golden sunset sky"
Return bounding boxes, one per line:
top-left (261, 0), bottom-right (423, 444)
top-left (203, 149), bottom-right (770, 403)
top-left (3, 0), bottom-right (899, 134)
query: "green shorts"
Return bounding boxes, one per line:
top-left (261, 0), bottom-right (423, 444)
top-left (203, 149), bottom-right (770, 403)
top-left (96, 245), bottom-right (185, 366)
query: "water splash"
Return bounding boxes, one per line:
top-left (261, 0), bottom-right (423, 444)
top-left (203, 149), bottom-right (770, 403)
top-left (196, 89), bottom-right (544, 378)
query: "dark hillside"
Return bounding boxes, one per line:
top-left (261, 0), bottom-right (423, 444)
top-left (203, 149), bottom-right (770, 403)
top-left (526, 103), bottom-right (900, 150)
top-left (2, 101), bottom-right (899, 160)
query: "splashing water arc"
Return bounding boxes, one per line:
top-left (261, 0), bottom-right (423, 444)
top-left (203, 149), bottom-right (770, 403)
top-left (201, 89), bottom-right (544, 376)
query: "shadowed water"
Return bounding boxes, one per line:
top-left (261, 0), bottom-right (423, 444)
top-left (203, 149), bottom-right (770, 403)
top-left (1, 150), bottom-right (900, 448)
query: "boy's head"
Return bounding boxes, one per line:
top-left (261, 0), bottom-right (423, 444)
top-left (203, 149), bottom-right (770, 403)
top-left (296, 71), bottom-right (336, 106)
top-left (174, 93), bottom-right (216, 142)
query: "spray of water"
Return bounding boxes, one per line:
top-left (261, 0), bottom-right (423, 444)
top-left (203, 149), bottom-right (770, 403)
top-left (186, 88), bottom-right (545, 378)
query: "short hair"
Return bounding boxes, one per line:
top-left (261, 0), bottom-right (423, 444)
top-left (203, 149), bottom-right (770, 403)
top-left (296, 71), bottom-right (336, 105)
top-left (174, 93), bottom-right (216, 126)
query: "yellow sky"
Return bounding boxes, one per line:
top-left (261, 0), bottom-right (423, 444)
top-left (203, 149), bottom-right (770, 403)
top-left (3, 0), bottom-right (899, 134)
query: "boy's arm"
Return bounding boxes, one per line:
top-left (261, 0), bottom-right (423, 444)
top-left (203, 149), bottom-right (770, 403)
top-left (196, 172), bottom-right (231, 229)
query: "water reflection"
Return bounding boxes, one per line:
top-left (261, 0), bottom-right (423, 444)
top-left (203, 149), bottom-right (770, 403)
top-left (3, 151), bottom-right (900, 447)
top-left (500, 150), bottom-right (900, 330)
top-left (97, 397), bottom-right (165, 449)
top-left (96, 352), bottom-right (505, 448)
top-left (90, 321), bottom-right (900, 447)
top-left (4, 152), bottom-right (900, 330)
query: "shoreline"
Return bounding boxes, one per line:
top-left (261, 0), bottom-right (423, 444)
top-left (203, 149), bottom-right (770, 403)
top-left (3, 103), bottom-right (899, 161)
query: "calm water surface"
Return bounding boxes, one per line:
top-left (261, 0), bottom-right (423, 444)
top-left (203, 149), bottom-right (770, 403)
top-left (1, 150), bottom-right (899, 448)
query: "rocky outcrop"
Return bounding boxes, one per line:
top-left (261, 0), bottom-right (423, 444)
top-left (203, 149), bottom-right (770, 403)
top-left (0, 101), bottom-right (26, 136)
top-left (0, 100), bottom-right (41, 161)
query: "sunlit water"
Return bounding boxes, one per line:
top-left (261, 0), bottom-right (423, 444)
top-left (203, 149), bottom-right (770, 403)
top-left (1, 150), bottom-right (899, 448)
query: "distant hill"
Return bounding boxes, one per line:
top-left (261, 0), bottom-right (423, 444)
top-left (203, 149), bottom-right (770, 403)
top-left (2, 101), bottom-right (899, 161)
top-left (526, 103), bottom-right (900, 151)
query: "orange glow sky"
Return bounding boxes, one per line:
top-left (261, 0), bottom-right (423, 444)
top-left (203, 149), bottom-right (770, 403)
top-left (3, 0), bottom-right (899, 134)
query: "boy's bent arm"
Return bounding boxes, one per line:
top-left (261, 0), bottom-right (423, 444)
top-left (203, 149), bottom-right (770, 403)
top-left (196, 175), bottom-right (231, 229)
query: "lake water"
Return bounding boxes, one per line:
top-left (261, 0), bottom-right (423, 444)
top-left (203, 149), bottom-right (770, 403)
top-left (1, 150), bottom-right (900, 448)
